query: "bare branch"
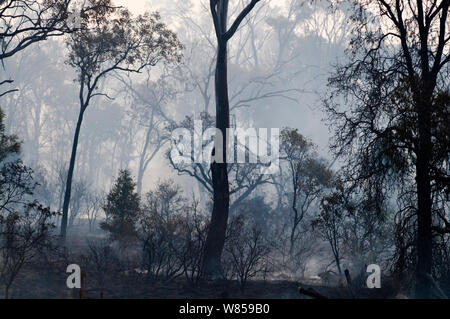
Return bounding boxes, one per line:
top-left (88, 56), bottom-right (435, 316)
top-left (223, 0), bottom-right (261, 41)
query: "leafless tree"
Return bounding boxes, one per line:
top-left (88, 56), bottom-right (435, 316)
top-left (139, 180), bottom-right (187, 282)
top-left (224, 214), bottom-right (272, 292)
top-left (83, 191), bottom-right (103, 232)
top-left (167, 112), bottom-right (273, 215)
top-left (115, 71), bottom-right (176, 194)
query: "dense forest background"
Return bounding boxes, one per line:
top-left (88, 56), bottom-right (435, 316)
top-left (0, 0), bottom-right (449, 299)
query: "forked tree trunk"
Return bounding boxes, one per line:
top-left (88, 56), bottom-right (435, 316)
top-left (203, 0), bottom-right (261, 279)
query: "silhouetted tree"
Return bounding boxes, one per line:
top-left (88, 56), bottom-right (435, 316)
top-left (202, 0), bottom-right (263, 279)
top-left (60, 3), bottom-right (183, 240)
top-left (324, 0), bottom-right (450, 297)
top-left (223, 215), bottom-right (272, 292)
top-left (313, 189), bottom-right (347, 276)
top-left (0, 108), bottom-right (56, 298)
top-left (101, 169), bottom-right (140, 243)
top-left (0, 0), bottom-right (108, 97)
top-left (139, 180), bottom-right (187, 282)
top-left (0, 0), bottom-right (74, 61)
top-left (280, 128), bottom-right (332, 253)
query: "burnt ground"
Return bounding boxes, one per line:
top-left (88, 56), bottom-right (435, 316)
top-left (7, 269), bottom-right (397, 299)
top-left (2, 232), bottom-right (400, 299)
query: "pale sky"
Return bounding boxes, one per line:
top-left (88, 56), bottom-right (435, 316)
top-left (113, 0), bottom-right (165, 14)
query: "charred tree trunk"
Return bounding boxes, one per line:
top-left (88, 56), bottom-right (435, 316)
top-left (415, 95), bottom-right (433, 298)
top-left (60, 106), bottom-right (86, 241)
top-left (203, 6), bottom-right (230, 279)
top-left (203, 0), bottom-right (261, 279)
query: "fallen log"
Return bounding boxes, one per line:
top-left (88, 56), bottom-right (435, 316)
top-left (298, 287), bottom-right (328, 299)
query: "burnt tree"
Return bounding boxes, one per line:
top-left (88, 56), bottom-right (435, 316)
top-left (60, 5), bottom-right (182, 240)
top-left (202, 0), bottom-right (262, 279)
top-left (325, 0), bottom-right (450, 298)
